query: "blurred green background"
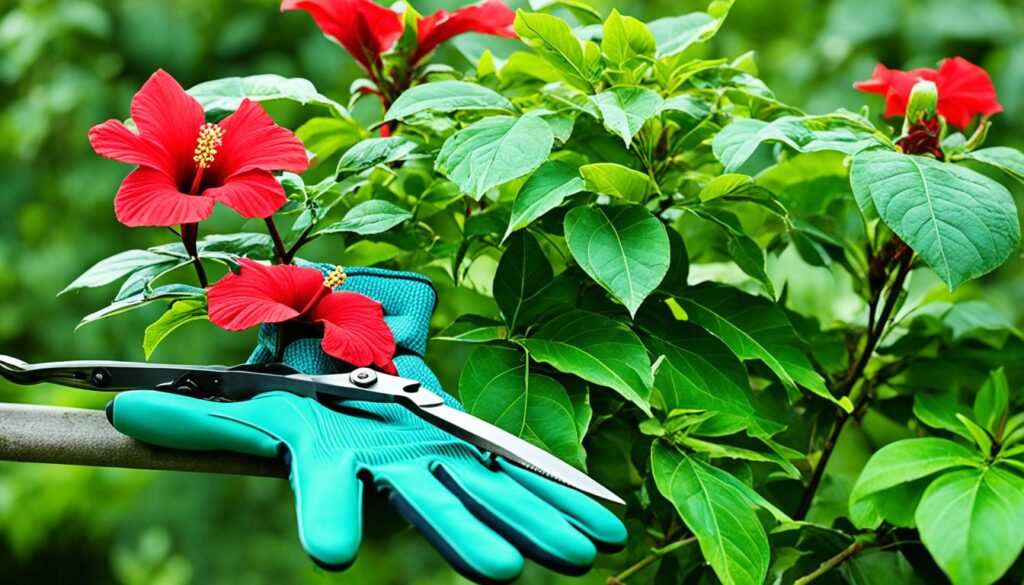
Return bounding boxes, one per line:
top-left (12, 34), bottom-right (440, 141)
top-left (0, 0), bottom-right (1022, 583)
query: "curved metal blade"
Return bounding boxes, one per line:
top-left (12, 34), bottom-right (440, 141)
top-left (414, 403), bottom-right (625, 506)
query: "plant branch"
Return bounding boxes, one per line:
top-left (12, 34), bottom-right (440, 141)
top-left (793, 540), bottom-right (865, 585)
top-left (795, 251), bottom-right (914, 520)
top-left (180, 222), bottom-right (208, 287)
top-left (607, 536), bottom-right (697, 584)
top-left (283, 224), bottom-right (316, 264)
top-left (264, 217), bottom-right (289, 264)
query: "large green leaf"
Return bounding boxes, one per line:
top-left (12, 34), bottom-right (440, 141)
top-left (78, 285), bottom-right (206, 329)
top-left (296, 117), bottom-right (365, 163)
top-left (643, 321), bottom-right (781, 437)
top-left (435, 115), bottom-right (554, 200)
top-left (435, 315), bottom-right (507, 343)
top-left (61, 250), bottom-right (177, 295)
top-left (514, 10), bottom-right (600, 91)
top-left (142, 299), bottom-right (208, 359)
top-left (520, 310), bottom-right (653, 413)
top-left (955, 146), bottom-right (1024, 184)
top-left (384, 81), bottom-right (515, 122)
top-left (713, 115), bottom-right (890, 172)
top-left (648, 0), bottom-right (733, 58)
top-left (675, 283), bottom-right (844, 408)
top-left (916, 467), bottom-right (1024, 585)
top-left (460, 345), bottom-right (586, 468)
top-left (505, 161), bottom-right (584, 238)
top-left (579, 163), bottom-right (657, 202)
top-left (974, 368), bottom-right (1009, 435)
top-left (493, 231), bottom-right (555, 330)
top-left (850, 150), bottom-right (1021, 290)
top-left (188, 74), bottom-right (348, 118)
top-left (564, 204), bottom-right (669, 316)
top-left (336, 137), bottom-right (418, 174)
top-left (601, 10), bottom-right (656, 67)
top-left (589, 87), bottom-right (664, 145)
top-left (851, 438), bottom-right (980, 501)
top-left (651, 442), bottom-right (783, 585)
top-left (316, 200), bottom-right (412, 236)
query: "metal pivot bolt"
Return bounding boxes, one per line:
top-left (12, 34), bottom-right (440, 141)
top-left (350, 368), bottom-right (377, 388)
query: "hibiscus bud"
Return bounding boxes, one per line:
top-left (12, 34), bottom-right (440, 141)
top-left (905, 80), bottom-right (938, 125)
top-left (323, 266), bottom-right (347, 289)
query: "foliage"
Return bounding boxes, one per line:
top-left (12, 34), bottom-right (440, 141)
top-left (3, 0), bottom-right (1024, 584)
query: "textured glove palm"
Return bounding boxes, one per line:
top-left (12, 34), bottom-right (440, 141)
top-left (107, 266), bottom-right (626, 583)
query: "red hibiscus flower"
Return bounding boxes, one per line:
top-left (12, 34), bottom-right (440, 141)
top-left (854, 57), bottom-right (1002, 130)
top-left (412, 0), bottom-right (516, 65)
top-left (89, 70), bottom-right (309, 228)
top-left (282, 0), bottom-right (515, 71)
top-left (208, 260), bottom-right (397, 374)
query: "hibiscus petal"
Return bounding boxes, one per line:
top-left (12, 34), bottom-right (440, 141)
top-left (309, 291), bottom-right (397, 373)
top-left (936, 57), bottom-right (1003, 129)
top-left (207, 259), bottom-right (324, 330)
top-left (853, 64), bottom-right (897, 95)
top-left (214, 99), bottom-right (309, 177)
top-left (89, 119), bottom-right (173, 171)
top-left (281, 0), bottom-right (404, 71)
top-left (414, 0), bottom-right (515, 63)
top-left (113, 167), bottom-right (214, 227)
top-left (130, 70), bottom-right (206, 177)
top-left (203, 169), bottom-right (288, 219)
top-left (854, 64), bottom-right (940, 119)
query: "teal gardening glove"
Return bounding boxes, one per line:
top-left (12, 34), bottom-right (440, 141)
top-left (106, 266), bottom-right (626, 583)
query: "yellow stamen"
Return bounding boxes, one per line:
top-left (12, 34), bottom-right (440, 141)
top-left (323, 266), bottom-right (347, 289)
top-left (193, 123), bottom-right (226, 169)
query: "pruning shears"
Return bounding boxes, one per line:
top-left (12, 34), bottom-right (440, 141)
top-left (0, 354), bottom-right (624, 505)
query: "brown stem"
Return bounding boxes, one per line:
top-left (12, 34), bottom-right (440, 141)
top-left (264, 217), bottom-right (288, 264)
top-left (180, 222), bottom-right (208, 288)
top-left (793, 541), bottom-right (865, 585)
top-left (795, 252), bottom-right (913, 520)
top-left (282, 224), bottom-right (316, 265)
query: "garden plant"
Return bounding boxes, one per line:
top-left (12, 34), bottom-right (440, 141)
top-left (14, 0), bottom-right (1024, 583)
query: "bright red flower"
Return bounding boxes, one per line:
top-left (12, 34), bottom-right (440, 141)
top-left (854, 57), bottom-right (1003, 129)
top-left (281, 0), bottom-right (515, 70)
top-left (208, 259), bottom-right (397, 374)
top-left (90, 70), bottom-right (309, 227)
top-left (413, 0), bottom-right (516, 64)
top-left (281, 0), bottom-right (404, 72)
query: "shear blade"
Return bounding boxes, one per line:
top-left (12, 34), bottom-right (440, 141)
top-left (414, 403), bottom-right (625, 506)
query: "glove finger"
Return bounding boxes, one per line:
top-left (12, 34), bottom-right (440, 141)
top-left (289, 451), bottom-right (363, 570)
top-left (433, 460), bottom-right (597, 575)
top-left (374, 464), bottom-right (524, 584)
top-left (108, 391), bottom-right (279, 457)
top-left (495, 459), bottom-right (627, 552)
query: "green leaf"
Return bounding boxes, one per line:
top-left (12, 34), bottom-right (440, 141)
top-left (336, 137), bottom-right (418, 174)
top-left (648, 0), bottom-right (734, 58)
top-left (974, 368), bottom-right (1009, 435)
top-left (295, 117), bottom-right (364, 163)
top-left (528, 0), bottom-right (603, 25)
top-left (602, 10), bottom-right (656, 67)
top-left (916, 467), bottom-right (1024, 585)
top-left (713, 115), bottom-right (890, 172)
top-left (317, 200), bottom-right (412, 236)
top-left (956, 414), bottom-right (994, 456)
top-left (564, 204), bottom-right (669, 316)
top-left (850, 150), bottom-right (1021, 290)
top-left (914, 392), bottom-right (975, 441)
top-left (955, 146), bottom-right (1024, 184)
top-left (142, 299), bottom-right (208, 359)
top-left (77, 285), bottom-right (206, 329)
top-left (850, 438), bottom-right (980, 506)
top-left (460, 345), bottom-right (587, 468)
top-left (435, 115), bottom-right (554, 200)
top-left (505, 161), bottom-right (584, 238)
top-left (61, 250), bottom-right (176, 295)
top-left (514, 10), bottom-right (600, 91)
top-left (435, 315), bottom-right (507, 343)
top-left (188, 74), bottom-right (349, 118)
top-left (579, 163), bottom-right (657, 201)
top-left (493, 231), bottom-right (556, 330)
top-left (675, 283), bottom-right (844, 408)
top-left (384, 81), bottom-right (515, 122)
top-left (725, 232), bottom-right (775, 297)
top-left (651, 442), bottom-right (780, 585)
top-left (520, 309), bottom-right (653, 413)
top-left (588, 87), bottom-right (663, 146)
